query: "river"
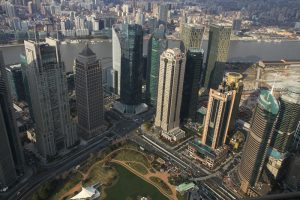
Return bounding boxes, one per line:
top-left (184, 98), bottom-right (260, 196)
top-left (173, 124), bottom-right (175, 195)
top-left (0, 40), bottom-right (300, 72)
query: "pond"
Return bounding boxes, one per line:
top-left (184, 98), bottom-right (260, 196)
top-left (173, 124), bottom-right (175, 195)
top-left (105, 164), bottom-right (168, 200)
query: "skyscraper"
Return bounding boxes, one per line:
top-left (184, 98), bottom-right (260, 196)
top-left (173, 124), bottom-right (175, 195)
top-left (119, 23), bottom-right (143, 106)
top-left (74, 44), bottom-right (104, 140)
top-left (201, 74), bottom-right (243, 150)
top-left (204, 24), bottom-right (231, 89)
top-left (238, 90), bottom-right (279, 195)
top-left (0, 51), bottom-right (24, 186)
top-left (180, 24), bottom-right (205, 51)
top-left (5, 64), bottom-right (26, 101)
top-left (155, 48), bottom-right (186, 132)
top-left (146, 27), bottom-right (167, 106)
top-left (180, 48), bottom-right (203, 121)
top-left (271, 87), bottom-right (300, 153)
top-left (112, 24), bottom-right (121, 94)
top-left (113, 23), bottom-right (147, 114)
top-left (158, 4), bottom-right (168, 25)
top-left (24, 38), bottom-right (77, 159)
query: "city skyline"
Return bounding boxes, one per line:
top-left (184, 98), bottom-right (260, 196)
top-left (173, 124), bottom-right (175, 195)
top-left (0, 1), bottom-right (300, 200)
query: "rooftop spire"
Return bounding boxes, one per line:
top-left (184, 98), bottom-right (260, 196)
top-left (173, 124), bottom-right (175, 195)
top-left (79, 42), bottom-right (95, 57)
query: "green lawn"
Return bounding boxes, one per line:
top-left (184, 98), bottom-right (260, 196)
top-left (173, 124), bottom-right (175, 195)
top-left (84, 163), bottom-right (118, 186)
top-left (105, 164), bottom-right (168, 200)
top-left (127, 162), bottom-right (149, 175)
top-left (149, 177), bottom-right (173, 195)
top-left (114, 149), bottom-right (151, 168)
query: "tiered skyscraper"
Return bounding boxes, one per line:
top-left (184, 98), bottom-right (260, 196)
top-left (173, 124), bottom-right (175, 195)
top-left (204, 24), bottom-right (231, 89)
top-left (74, 45), bottom-right (104, 139)
top-left (155, 48), bottom-right (186, 133)
top-left (24, 38), bottom-right (77, 159)
top-left (146, 26), bottom-right (167, 106)
top-left (188, 73), bottom-right (243, 169)
top-left (0, 51), bottom-right (24, 186)
top-left (238, 90), bottom-right (279, 196)
top-left (201, 73), bottom-right (243, 149)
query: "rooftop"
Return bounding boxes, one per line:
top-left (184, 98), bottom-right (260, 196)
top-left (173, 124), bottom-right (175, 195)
top-left (176, 182), bottom-right (195, 193)
top-left (79, 44), bottom-right (96, 57)
top-left (258, 90), bottom-right (279, 115)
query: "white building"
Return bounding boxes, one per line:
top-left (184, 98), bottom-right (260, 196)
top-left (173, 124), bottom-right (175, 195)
top-left (70, 186), bottom-right (100, 200)
top-left (24, 38), bottom-right (77, 159)
top-left (155, 48), bottom-right (186, 132)
top-left (111, 24), bottom-right (121, 95)
top-left (161, 128), bottom-right (185, 142)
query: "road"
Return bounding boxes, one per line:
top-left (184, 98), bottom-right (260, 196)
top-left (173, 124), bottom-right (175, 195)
top-left (2, 107), bottom-right (241, 200)
top-left (2, 109), bottom-right (154, 200)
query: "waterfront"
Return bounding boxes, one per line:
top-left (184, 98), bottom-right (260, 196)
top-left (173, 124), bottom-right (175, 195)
top-left (1, 39), bottom-right (300, 72)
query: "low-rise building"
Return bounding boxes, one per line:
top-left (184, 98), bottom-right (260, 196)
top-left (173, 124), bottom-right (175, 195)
top-left (188, 139), bottom-right (228, 169)
top-left (161, 128), bottom-right (185, 142)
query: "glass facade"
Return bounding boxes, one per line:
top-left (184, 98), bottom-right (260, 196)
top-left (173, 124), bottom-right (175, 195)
top-left (119, 23), bottom-right (143, 105)
top-left (204, 24), bottom-right (231, 89)
top-left (238, 90), bottom-right (279, 193)
top-left (180, 48), bottom-right (203, 121)
top-left (146, 28), bottom-right (167, 106)
top-left (272, 87), bottom-right (300, 153)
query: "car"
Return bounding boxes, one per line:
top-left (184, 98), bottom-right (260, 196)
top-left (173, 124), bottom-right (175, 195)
top-left (0, 186), bottom-right (8, 192)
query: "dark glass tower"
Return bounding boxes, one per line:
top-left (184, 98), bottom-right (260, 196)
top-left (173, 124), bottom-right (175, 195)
top-left (146, 27), bottom-right (167, 106)
top-left (0, 51), bottom-right (24, 186)
top-left (238, 90), bottom-right (279, 194)
top-left (271, 87), bottom-right (300, 153)
top-left (180, 48), bottom-right (203, 121)
top-left (119, 23), bottom-right (143, 107)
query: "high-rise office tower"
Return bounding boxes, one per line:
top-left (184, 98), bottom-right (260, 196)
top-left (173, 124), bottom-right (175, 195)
top-left (146, 27), bottom-right (167, 106)
top-left (232, 18), bottom-right (242, 32)
top-left (293, 121), bottom-right (300, 151)
top-left (180, 48), bottom-right (203, 121)
top-left (238, 90), bottom-right (279, 195)
top-left (272, 87), bottom-right (300, 153)
top-left (201, 75), bottom-right (243, 150)
top-left (112, 23), bottom-right (147, 114)
top-left (74, 45), bottom-right (104, 140)
top-left (145, 16), bottom-right (158, 34)
top-left (265, 87), bottom-right (300, 180)
top-left (158, 4), bottom-right (168, 24)
top-left (180, 24), bottom-right (205, 51)
top-left (112, 24), bottom-right (121, 94)
top-left (0, 51), bottom-right (24, 186)
top-left (204, 24), bottom-right (231, 89)
top-left (155, 48), bottom-right (186, 132)
top-left (5, 64), bottom-right (26, 102)
top-left (135, 10), bottom-right (145, 25)
top-left (24, 38), bottom-right (77, 159)
top-left (119, 23), bottom-right (143, 110)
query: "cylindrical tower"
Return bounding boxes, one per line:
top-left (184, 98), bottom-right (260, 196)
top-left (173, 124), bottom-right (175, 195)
top-left (272, 87), bottom-right (300, 153)
top-left (238, 90), bottom-right (279, 194)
